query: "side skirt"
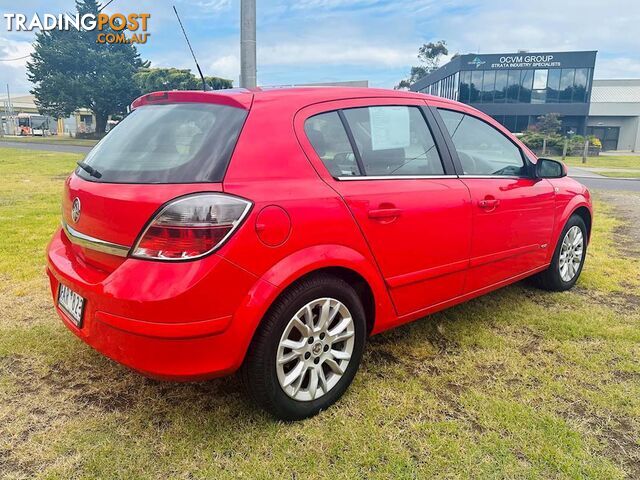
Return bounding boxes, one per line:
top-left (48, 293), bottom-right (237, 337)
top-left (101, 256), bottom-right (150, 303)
top-left (371, 263), bottom-right (549, 335)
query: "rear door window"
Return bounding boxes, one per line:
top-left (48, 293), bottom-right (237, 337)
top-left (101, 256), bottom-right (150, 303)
top-left (77, 103), bottom-right (247, 183)
top-left (342, 106), bottom-right (444, 176)
top-left (304, 111), bottom-right (361, 177)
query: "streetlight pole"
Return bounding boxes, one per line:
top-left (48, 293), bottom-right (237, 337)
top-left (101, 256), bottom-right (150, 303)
top-left (240, 0), bottom-right (256, 88)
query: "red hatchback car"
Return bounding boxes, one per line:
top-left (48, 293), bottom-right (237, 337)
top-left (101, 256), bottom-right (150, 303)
top-left (47, 87), bottom-right (592, 420)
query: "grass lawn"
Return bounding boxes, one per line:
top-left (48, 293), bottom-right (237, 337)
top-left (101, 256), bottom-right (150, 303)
top-left (559, 155), bottom-right (640, 169)
top-left (1, 147), bottom-right (639, 479)
top-left (1, 135), bottom-right (99, 147)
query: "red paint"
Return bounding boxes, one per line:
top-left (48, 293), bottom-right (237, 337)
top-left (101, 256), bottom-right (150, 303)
top-left (46, 87), bottom-right (592, 380)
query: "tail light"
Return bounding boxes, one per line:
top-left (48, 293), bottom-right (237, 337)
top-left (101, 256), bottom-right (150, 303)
top-left (131, 193), bottom-right (252, 260)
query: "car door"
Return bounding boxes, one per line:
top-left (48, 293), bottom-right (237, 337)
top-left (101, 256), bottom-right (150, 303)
top-left (432, 105), bottom-right (555, 294)
top-left (297, 98), bottom-right (472, 317)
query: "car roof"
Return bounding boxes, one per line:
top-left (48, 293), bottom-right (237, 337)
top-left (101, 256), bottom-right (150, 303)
top-left (251, 86), bottom-right (462, 107)
top-left (131, 86), bottom-right (464, 111)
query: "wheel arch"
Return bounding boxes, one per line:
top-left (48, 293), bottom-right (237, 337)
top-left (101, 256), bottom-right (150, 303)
top-left (274, 266), bottom-right (377, 335)
top-left (232, 244), bottom-right (396, 372)
top-left (572, 205), bottom-right (592, 242)
top-left (550, 197), bottom-right (592, 259)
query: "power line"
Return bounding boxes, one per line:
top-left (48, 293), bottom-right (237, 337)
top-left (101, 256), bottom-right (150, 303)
top-left (0, 54), bottom-right (30, 62)
top-left (99, 0), bottom-right (117, 12)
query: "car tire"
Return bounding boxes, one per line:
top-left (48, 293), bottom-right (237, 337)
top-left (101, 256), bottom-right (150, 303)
top-left (240, 274), bottom-right (367, 421)
top-left (533, 214), bottom-right (588, 292)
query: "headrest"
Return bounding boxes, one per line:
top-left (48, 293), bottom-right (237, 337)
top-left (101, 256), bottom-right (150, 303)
top-left (306, 129), bottom-right (327, 157)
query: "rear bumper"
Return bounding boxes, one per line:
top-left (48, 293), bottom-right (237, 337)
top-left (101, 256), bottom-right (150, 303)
top-left (47, 228), bottom-right (274, 381)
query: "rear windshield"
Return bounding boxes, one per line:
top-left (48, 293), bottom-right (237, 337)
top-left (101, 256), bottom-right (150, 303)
top-left (77, 103), bottom-right (247, 183)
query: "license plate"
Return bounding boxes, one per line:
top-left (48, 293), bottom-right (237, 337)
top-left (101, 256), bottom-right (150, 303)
top-left (57, 284), bottom-right (85, 328)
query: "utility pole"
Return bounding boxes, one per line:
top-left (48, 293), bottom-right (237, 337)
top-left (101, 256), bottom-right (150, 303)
top-left (582, 139), bottom-right (589, 164)
top-left (240, 0), bottom-right (257, 88)
top-left (6, 84), bottom-right (13, 136)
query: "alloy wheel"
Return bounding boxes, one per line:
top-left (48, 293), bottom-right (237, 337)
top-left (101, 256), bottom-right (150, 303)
top-left (276, 298), bottom-right (355, 402)
top-left (559, 225), bottom-right (584, 282)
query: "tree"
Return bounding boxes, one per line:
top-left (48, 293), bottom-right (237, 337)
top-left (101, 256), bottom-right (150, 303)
top-left (27, 0), bottom-right (148, 133)
top-left (134, 68), bottom-right (233, 94)
top-left (531, 113), bottom-right (562, 155)
top-left (396, 40), bottom-right (449, 90)
top-left (205, 76), bottom-right (233, 90)
top-left (534, 113), bottom-right (562, 136)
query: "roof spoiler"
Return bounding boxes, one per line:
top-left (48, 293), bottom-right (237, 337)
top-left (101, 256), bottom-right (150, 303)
top-left (131, 89), bottom-right (254, 111)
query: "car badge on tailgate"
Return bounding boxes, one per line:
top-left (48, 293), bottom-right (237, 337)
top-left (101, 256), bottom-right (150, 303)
top-left (71, 197), bottom-right (81, 223)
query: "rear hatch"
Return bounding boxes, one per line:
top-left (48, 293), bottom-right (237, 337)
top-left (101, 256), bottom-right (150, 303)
top-left (62, 91), bottom-right (252, 272)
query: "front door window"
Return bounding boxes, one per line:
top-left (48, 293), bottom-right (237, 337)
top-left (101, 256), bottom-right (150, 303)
top-left (438, 109), bottom-right (526, 177)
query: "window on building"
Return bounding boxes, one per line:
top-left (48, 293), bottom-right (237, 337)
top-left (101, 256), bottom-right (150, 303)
top-left (573, 68), bottom-right (589, 103)
top-left (459, 71), bottom-right (471, 103)
top-left (506, 70), bottom-right (521, 103)
top-left (515, 115), bottom-right (529, 133)
top-left (559, 68), bottom-right (576, 103)
top-left (491, 115), bottom-right (505, 126)
top-left (494, 70), bottom-right (508, 102)
top-left (519, 70), bottom-right (533, 103)
top-left (438, 109), bottom-right (526, 176)
top-left (442, 76), bottom-right (449, 99)
top-left (343, 106), bottom-right (445, 176)
top-left (546, 69), bottom-right (561, 103)
top-left (305, 111), bottom-right (360, 177)
top-left (470, 70), bottom-right (483, 103)
top-left (503, 115), bottom-right (517, 131)
top-left (531, 69), bottom-right (548, 104)
top-left (453, 72), bottom-right (460, 101)
top-left (481, 70), bottom-right (495, 103)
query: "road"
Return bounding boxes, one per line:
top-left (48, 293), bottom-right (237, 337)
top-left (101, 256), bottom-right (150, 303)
top-left (1, 141), bottom-right (638, 191)
top-left (574, 176), bottom-right (640, 192)
top-left (568, 166), bottom-right (640, 192)
top-left (0, 141), bottom-right (93, 155)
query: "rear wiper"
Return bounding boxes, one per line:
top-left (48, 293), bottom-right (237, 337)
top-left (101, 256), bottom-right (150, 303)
top-left (77, 161), bottom-right (102, 179)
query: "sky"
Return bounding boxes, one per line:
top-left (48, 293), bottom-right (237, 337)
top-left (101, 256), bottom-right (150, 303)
top-left (0, 0), bottom-right (639, 95)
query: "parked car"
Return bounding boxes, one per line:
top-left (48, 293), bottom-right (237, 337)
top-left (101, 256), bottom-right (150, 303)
top-left (47, 87), bottom-right (592, 420)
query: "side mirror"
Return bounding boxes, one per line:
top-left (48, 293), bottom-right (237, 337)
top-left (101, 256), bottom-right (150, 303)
top-left (536, 158), bottom-right (567, 179)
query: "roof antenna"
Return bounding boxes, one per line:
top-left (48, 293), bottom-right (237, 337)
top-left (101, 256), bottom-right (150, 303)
top-left (173, 5), bottom-right (208, 91)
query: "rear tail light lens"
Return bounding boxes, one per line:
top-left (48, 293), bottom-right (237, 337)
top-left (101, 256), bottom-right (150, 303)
top-left (131, 193), bottom-right (252, 260)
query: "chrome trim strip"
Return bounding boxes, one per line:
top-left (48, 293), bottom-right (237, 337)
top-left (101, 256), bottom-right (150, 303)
top-left (61, 221), bottom-right (130, 257)
top-left (458, 175), bottom-right (524, 179)
top-left (336, 175), bottom-right (458, 181)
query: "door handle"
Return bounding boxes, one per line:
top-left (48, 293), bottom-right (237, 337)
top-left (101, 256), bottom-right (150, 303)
top-left (478, 199), bottom-right (500, 209)
top-left (368, 208), bottom-right (402, 220)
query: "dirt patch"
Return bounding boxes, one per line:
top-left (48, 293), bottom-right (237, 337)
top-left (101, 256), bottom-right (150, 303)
top-left (366, 348), bottom-right (402, 366)
top-left (422, 321), bottom-right (461, 353)
top-left (518, 328), bottom-right (544, 354)
top-left (559, 399), bottom-right (640, 478)
top-left (596, 191), bottom-right (640, 258)
top-left (572, 286), bottom-right (640, 313)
